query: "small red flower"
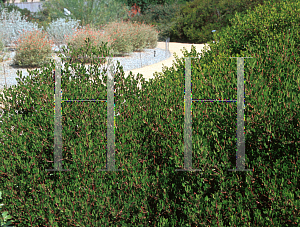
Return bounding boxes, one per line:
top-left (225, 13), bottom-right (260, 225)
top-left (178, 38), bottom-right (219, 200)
top-left (128, 3), bottom-right (141, 18)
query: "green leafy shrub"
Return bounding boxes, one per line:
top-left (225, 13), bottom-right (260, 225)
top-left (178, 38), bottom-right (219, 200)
top-left (29, 11), bottom-right (50, 30)
top-left (205, 0), bottom-right (300, 73)
top-left (96, 19), bottom-right (160, 55)
top-left (128, 0), bottom-right (189, 41)
top-left (0, 191), bottom-right (14, 226)
top-left (125, 0), bottom-right (193, 15)
top-left (0, 33), bottom-right (4, 53)
top-left (58, 36), bottom-right (114, 69)
top-left (26, 4), bottom-right (64, 32)
top-left (168, 0), bottom-right (283, 44)
top-left (0, 0), bottom-right (299, 225)
top-left (87, 0), bottom-right (133, 29)
top-left (61, 24), bottom-right (115, 65)
top-left (12, 29), bottom-right (54, 68)
top-left (39, 0), bottom-right (133, 33)
top-left (0, 34), bottom-right (6, 63)
top-left (0, 37), bottom-right (147, 226)
top-left (61, 19), bottom-right (160, 60)
top-left (169, 0), bottom-right (223, 43)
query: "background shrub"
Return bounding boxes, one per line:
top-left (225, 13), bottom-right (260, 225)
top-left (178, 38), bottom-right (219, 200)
top-left (45, 17), bottom-right (83, 47)
top-left (168, 0), bottom-right (285, 44)
top-left (209, 0), bottom-right (300, 61)
top-left (127, 0), bottom-right (190, 41)
top-left (0, 1), bottom-right (45, 35)
top-left (0, 7), bottom-right (44, 48)
top-left (39, 0), bottom-right (133, 32)
top-left (0, 33), bottom-right (4, 52)
top-left (27, 5), bottom-right (64, 34)
top-left (13, 29), bottom-right (54, 68)
top-left (124, 0), bottom-right (193, 15)
top-left (62, 24), bottom-right (113, 64)
top-left (0, 1), bottom-right (32, 22)
top-left (98, 20), bottom-right (159, 55)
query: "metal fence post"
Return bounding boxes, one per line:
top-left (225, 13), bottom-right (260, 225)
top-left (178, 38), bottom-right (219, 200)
top-left (165, 37), bottom-right (170, 58)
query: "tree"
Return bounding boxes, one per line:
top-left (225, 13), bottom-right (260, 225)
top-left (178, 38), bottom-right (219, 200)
top-left (40, 0), bottom-right (133, 30)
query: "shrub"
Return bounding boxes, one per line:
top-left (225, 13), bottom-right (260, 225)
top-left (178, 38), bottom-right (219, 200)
top-left (0, 0), bottom-right (299, 225)
top-left (0, 6), bottom-right (161, 67)
top-left (45, 17), bottom-right (83, 47)
top-left (39, 0), bottom-right (133, 34)
top-left (0, 33), bottom-right (4, 53)
top-left (94, 20), bottom-right (160, 55)
top-left (0, 7), bottom-right (44, 48)
top-left (13, 29), bottom-right (54, 68)
top-left (87, 0), bottom-right (133, 29)
top-left (57, 19), bottom-right (160, 64)
top-left (207, 0), bottom-right (300, 68)
top-left (125, 0), bottom-right (193, 15)
top-left (0, 191), bottom-right (14, 227)
top-left (128, 1), bottom-right (188, 42)
top-left (0, 34), bottom-right (6, 62)
top-left (168, 0), bottom-right (281, 44)
top-left (61, 24), bottom-right (116, 65)
top-left (0, 1), bottom-right (32, 22)
top-left (160, 0), bottom-right (300, 166)
top-left (27, 5), bottom-right (61, 32)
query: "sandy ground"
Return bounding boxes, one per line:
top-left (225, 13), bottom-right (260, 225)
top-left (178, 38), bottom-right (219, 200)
top-left (124, 41), bottom-right (211, 88)
top-left (99, 41), bottom-right (212, 90)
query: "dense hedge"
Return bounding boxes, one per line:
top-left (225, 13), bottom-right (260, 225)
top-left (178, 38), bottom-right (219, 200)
top-left (0, 0), bottom-right (299, 225)
top-left (168, 0), bottom-right (285, 44)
